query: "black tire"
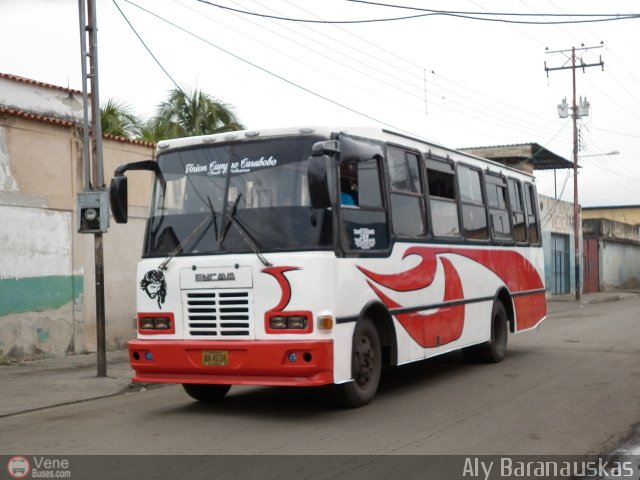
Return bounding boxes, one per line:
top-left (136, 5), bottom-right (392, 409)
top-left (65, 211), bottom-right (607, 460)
top-left (182, 383), bottom-right (231, 402)
top-left (463, 301), bottom-right (509, 363)
top-left (332, 317), bottom-right (382, 408)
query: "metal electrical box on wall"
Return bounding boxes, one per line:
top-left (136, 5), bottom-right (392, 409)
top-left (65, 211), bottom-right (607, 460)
top-left (77, 191), bottom-right (109, 233)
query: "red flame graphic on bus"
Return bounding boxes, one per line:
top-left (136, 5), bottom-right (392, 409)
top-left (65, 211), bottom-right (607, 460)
top-left (262, 266), bottom-right (300, 312)
top-left (358, 246), bottom-right (546, 347)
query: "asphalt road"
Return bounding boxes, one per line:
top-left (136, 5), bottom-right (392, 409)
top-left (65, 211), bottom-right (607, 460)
top-left (1, 298), bottom-right (639, 457)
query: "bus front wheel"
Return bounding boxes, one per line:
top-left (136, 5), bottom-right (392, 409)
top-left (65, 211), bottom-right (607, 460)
top-left (182, 383), bottom-right (231, 402)
top-left (332, 317), bottom-right (382, 408)
top-left (463, 300), bottom-right (508, 363)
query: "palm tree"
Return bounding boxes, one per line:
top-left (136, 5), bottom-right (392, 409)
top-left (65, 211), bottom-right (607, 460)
top-left (100, 98), bottom-right (142, 139)
top-left (145, 87), bottom-right (244, 142)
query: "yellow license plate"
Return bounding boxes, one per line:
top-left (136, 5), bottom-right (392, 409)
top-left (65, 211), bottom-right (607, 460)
top-left (202, 350), bottom-right (228, 366)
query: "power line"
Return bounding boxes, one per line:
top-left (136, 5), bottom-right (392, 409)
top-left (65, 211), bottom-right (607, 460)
top-left (245, 0), bottom-right (565, 140)
top-left (239, 0), bottom-right (578, 142)
top-left (172, 0), bottom-right (572, 143)
top-left (112, 0), bottom-right (181, 91)
top-left (345, 0), bottom-right (640, 24)
top-left (185, 0), bottom-right (640, 25)
top-left (196, 0), bottom-right (439, 23)
top-left (112, 0), bottom-right (635, 175)
top-left (120, 0), bottom-right (427, 140)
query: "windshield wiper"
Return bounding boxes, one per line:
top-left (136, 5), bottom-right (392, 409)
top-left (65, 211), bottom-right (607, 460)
top-left (219, 194), bottom-right (241, 246)
top-left (206, 195), bottom-right (219, 242)
top-left (158, 205), bottom-right (218, 271)
top-left (219, 194), bottom-right (272, 267)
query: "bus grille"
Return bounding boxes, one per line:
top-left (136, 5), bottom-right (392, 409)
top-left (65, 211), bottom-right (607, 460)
top-left (182, 290), bottom-right (252, 337)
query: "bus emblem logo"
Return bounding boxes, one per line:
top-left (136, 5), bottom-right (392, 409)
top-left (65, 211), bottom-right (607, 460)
top-left (195, 272), bottom-right (236, 282)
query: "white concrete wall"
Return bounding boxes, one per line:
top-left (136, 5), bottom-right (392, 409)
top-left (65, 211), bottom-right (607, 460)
top-left (0, 76), bottom-right (84, 123)
top-left (599, 241), bottom-right (640, 290)
top-left (0, 204), bottom-right (77, 358)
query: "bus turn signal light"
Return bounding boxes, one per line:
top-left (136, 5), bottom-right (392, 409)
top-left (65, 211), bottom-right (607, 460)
top-left (316, 315), bottom-right (334, 330)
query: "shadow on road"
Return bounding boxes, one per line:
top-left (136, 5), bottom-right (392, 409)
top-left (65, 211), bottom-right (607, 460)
top-left (154, 347), bottom-right (536, 420)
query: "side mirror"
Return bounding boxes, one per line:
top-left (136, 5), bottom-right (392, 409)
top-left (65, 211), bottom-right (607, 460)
top-left (109, 175), bottom-right (128, 223)
top-left (108, 160), bottom-right (162, 224)
top-left (308, 155), bottom-right (332, 209)
top-left (307, 140), bottom-right (339, 209)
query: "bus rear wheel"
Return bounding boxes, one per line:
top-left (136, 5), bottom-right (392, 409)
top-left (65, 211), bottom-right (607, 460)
top-left (182, 383), bottom-right (231, 402)
top-left (463, 300), bottom-right (508, 363)
top-left (332, 317), bottom-right (382, 408)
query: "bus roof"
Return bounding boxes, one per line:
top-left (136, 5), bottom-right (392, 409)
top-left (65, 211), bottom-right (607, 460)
top-left (155, 125), bottom-right (536, 182)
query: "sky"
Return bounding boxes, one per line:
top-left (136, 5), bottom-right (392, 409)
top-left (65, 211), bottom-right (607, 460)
top-left (2, 0), bottom-right (639, 207)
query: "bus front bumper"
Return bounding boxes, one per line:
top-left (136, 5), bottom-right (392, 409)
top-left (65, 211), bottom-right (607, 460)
top-left (128, 339), bottom-right (334, 387)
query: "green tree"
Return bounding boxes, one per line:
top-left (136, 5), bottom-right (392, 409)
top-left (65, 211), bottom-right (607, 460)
top-left (100, 98), bottom-right (141, 139)
top-left (143, 87), bottom-right (244, 142)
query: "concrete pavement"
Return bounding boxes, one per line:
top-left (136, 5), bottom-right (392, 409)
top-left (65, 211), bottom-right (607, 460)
top-left (1, 290), bottom-right (637, 418)
top-left (0, 350), bottom-right (139, 417)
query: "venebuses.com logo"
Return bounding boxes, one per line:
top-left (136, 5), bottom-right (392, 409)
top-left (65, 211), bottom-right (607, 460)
top-left (6, 456), bottom-right (71, 479)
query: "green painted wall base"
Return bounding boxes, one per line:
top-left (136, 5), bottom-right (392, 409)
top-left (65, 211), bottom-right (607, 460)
top-left (0, 275), bottom-right (83, 317)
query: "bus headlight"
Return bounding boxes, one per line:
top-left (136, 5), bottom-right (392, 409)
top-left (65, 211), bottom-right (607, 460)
top-left (138, 313), bottom-right (175, 334)
top-left (266, 312), bottom-right (312, 333)
top-left (139, 317), bottom-right (155, 330)
top-left (269, 316), bottom-right (288, 329)
top-left (286, 316), bottom-right (307, 329)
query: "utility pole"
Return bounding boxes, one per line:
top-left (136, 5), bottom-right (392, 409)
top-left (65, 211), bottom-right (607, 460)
top-left (545, 45), bottom-right (604, 301)
top-left (78, 0), bottom-right (109, 377)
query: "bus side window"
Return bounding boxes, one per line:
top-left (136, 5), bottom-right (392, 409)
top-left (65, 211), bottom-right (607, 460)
top-left (356, 158), bottom-right (383, 208)
top-left (426, 158), bottom-right (460, 238)
top-left (524, 182), bottom-right (541, 244)
top-left (458, 164), bottom-right (488, 240)
top-left (387, 147), bottom-right (426, 237)
top-left (486, 174), bottom-right (512, 241)
top-left (340, 162), bottom-right (358, 206)
top-left (507, 178), bottom-right (527, 243)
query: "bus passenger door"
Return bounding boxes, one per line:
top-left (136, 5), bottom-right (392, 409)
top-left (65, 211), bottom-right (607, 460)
top-left (337, 135), bottom-right (390, 255)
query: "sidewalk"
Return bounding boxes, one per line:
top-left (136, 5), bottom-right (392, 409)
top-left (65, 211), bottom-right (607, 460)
top-left (1, 290), bottom-right (638, 417)
top-left (0, 350), bottom-right (141, 417)
top-left (548, 290), bottom-right (639, 304)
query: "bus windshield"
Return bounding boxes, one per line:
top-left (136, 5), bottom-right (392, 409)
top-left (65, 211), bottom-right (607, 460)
top-left (144, 136), bottom-right (333, 257)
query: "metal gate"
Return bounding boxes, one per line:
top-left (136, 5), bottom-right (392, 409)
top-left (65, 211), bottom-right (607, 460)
top-left (550, 234), bottom-right (570, 295)
top-left (583, 238), bottom-right (600, 293)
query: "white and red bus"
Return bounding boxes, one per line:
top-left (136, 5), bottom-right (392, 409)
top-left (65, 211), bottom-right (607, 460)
top-left (110, 126), bottom-right (546, 407)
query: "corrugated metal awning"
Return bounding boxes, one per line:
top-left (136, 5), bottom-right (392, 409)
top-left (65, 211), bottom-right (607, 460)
top-left (459, 143), bottom-right (574, 170)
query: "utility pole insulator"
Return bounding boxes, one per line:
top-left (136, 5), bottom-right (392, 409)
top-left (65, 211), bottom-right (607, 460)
top-left (557, 98), bottom-right (569, 118)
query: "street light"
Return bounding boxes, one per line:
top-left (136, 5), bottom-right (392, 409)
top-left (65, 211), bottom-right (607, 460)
top-left (580, 151), bottom-right (620, 158)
